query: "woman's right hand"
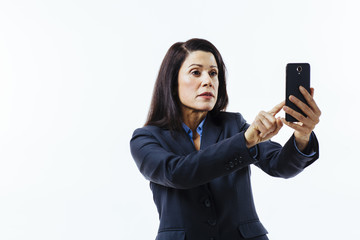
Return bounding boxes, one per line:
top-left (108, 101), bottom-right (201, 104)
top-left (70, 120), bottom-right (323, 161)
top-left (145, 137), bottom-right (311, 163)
top-left (244, 101), bottom-right (285, 148)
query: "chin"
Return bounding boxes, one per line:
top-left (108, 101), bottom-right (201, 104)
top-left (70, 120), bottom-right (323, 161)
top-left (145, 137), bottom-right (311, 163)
top-left (181, 102), bottom-right (216, 113)
top-left (197, 104), bottom-right (215, 112)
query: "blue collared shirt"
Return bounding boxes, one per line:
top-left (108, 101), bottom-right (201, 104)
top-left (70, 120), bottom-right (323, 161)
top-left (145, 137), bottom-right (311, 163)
top-left (182, 117), bottom-right (316, 158)
top-left (182, 117), bottom-right (259, 158)
top-left (181, 117), bottom-right (206, 144)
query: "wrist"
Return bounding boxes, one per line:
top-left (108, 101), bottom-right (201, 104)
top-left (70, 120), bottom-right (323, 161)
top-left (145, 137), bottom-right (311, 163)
top-left (294, 132), bottom-right (311, 152)
top-left (244, 130), bottom-right (256, 148)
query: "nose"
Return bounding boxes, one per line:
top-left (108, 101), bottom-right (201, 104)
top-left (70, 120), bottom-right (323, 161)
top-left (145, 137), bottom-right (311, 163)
top-left (201, 73), bottom-right (213, 87)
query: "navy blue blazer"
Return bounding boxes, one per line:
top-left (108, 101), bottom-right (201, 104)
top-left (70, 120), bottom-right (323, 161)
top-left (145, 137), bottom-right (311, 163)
top-left (130, 112), bottom-right (319, 240)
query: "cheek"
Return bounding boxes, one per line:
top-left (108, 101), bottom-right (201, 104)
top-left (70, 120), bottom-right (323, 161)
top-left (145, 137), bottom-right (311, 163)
top-left (214, 80), bottom-right (219, 95)
top-left (180, 76), bottom-right (198, 92)
top-left (178, 76), bottom-right (196, 100)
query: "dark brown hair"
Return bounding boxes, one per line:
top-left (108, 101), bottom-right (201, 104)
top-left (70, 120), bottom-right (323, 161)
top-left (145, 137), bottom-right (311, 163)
top-left (145, 38), bottom-right (228, 132)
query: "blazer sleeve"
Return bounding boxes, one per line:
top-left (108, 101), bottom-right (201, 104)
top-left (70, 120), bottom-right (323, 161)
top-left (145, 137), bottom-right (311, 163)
top-left (255, 132), bottom-right (319, 178)
top-left (130, 127), bottom-right (257, 189)
top-left (234, 112), bottom-right (319, 178)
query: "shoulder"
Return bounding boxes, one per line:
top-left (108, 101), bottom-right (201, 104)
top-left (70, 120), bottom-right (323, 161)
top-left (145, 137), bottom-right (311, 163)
top-left (131, 125), bottom-right (165, 139)
top-left (130, 125), bottom-right (188, 155)
top-left (131, 125), bottom-right (182, 143)
top-left (210, 111), bottom-right (248, 130)
top-left (130, 125), bottom-right (165, 152)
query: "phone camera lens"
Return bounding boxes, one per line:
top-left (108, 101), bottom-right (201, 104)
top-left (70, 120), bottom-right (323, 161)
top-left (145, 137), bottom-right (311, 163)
top-left (296, 66), bottom-right (302, 73)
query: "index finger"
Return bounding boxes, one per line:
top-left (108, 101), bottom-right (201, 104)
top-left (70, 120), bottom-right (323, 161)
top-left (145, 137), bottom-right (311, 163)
top-left (269, 100), bottom-right (285, 116)
top-left (300, 86), bottom-right (321, 116)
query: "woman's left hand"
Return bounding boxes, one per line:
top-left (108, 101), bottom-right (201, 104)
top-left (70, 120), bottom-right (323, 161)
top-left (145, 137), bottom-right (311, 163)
top-left (281, 86), bottom-right (321, 151)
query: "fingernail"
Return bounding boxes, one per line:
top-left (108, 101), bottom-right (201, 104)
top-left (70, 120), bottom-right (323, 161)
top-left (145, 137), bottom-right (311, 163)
top-left (299, 86), bottom-right (304, 91)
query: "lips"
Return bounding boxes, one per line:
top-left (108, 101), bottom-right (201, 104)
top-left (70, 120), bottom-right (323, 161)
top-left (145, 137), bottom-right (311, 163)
top-left (198, 92), bottom-right (214, 97)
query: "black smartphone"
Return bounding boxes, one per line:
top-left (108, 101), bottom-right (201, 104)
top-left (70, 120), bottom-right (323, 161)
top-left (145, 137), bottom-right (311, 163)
top-left (285, 63), bottom-right (311, 122)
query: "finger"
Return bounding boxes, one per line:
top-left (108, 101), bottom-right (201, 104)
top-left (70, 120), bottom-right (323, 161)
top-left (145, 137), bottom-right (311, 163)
top-left (281, 118), bottom-right (311, 134)
top-left (283, 105), bottom-right (313, 125)
top-left (288, 95), bottom-right (316, 120)
top-left (272, 117), bottom-right (283, 135)
top-left (258, 111), bottom-right (277, 132)
top-left (310, 87), bottom-right (314, 97)
top-left (254, 118), bottom-right (268, 137)
top-left (299, 86), bottom-right (321, 117)
top-left (269, 100), bottom-right (285, 116)
top-left (255, 118), bottom-right (273, 139)
top-left (262, 118), bottom-right (283, 140)
top-left (256, 119), bottom-right (274, 138)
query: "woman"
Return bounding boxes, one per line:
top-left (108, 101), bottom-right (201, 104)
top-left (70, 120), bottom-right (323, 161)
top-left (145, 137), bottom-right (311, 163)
top-left (130, 38), bottom-right (321, 240)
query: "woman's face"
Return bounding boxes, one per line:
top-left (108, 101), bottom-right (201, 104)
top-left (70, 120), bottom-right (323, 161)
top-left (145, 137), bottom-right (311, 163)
top-left (177, 51), bottom-right (219, 114)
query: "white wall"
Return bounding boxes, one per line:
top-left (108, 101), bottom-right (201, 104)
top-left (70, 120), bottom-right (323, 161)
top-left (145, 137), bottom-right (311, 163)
top-left (0, 0), bottom-right (359, 239)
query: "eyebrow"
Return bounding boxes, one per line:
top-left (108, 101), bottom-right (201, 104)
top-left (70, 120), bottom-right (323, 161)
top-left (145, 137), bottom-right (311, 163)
top-left (188, 64), bottom-right (218, 69)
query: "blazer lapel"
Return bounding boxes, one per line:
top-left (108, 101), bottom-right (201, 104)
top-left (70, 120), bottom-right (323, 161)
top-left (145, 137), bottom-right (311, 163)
top-left (161, 129), bottom-right (196, 155)
top-left (200, 114), bottom-right (223, 150)
top-left (160, 113), bottom-right (223, 154)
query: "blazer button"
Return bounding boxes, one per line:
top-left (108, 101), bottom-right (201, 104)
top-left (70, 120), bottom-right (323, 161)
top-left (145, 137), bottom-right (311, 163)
top-left (229, 161), bottom-right (234, 168)
top-left (204, 199), bottom-right (211, 207)
top-left (208, 219), bottom-right (217, 226)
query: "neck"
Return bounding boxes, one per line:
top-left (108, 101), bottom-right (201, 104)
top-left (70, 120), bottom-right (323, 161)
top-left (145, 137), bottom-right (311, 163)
top-left (181, 107), bottom-right (208, 133)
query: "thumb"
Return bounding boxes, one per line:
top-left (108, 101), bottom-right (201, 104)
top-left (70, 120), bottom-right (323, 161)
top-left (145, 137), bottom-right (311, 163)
top-left (310, 87), bottom-right (315, 97)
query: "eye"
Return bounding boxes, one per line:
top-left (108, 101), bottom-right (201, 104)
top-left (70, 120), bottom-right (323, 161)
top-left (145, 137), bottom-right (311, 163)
top-left (210, 71), bottom-right (218, 77)
top-left (191, 70), bottom-right (201, 76)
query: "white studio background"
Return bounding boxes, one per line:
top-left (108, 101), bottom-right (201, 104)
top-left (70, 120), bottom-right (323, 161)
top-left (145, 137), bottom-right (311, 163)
top-left (0, 0), bottom-right (359, 239)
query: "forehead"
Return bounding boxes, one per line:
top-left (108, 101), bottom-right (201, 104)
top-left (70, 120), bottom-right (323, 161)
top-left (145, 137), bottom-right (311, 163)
top-left (183, 51), bottom-right (217, 67)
